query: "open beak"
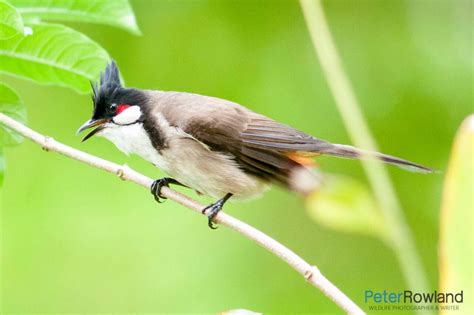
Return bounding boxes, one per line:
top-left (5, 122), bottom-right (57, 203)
top-left (76, 118), bottom-right (108, 142)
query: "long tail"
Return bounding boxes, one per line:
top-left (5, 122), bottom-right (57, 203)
top-left (320, 144), bottom-right (433, 173)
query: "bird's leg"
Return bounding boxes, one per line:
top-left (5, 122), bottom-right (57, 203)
top-left (202, 193), bottom-right (233, 229)
top-left (150, 177), bottom-right (186, 203)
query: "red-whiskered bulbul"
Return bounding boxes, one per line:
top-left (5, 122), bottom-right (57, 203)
top-left (77, 61), bottom-right (432, 228)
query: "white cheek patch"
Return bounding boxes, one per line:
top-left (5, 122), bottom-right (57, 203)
top-left (113, 105), bottom-right (142, 125)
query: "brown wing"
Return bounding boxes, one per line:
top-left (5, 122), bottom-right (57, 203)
top-left (150, 91), bottom-right (432, 178)
top-left (152, 91), bottom-right (325, 185)
top-left (241, 117), bottom-right (333, 153)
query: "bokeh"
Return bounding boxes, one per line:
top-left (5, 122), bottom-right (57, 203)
top-left (1, 0), bottom-right (472, 313)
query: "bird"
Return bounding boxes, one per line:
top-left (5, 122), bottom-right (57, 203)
top-left (77, 61), bottom-right (432, 228)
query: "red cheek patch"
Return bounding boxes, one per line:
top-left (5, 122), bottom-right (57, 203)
top-left (117, 104), bottom-right (130, 114)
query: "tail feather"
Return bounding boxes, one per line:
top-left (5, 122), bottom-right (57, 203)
top-left (321, 144), bottom-right (433, 173)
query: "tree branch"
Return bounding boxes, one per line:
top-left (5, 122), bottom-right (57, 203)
top-left (0, 113), bottom-right (364, 314)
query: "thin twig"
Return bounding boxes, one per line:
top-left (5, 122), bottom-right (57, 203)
top-left (299, 0), bottom-right (429, 301)
top-left (0, 113), bottom-right (365, 315)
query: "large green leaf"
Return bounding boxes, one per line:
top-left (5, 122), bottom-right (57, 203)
top-left (306, 174), bottom-right (388, 241)
top-left (439, 115), bottom-right (473, 314)
top-left (0, 0), bottom-right (24, 39)
top-left (9, 0), bottom-right (141, 35)
top-left (0, 23), bottom-right (109, 94)
top-left (0, 82), bottom-right (26, 146)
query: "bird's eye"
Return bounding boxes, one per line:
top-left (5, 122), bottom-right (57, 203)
top-left (110, 103), bottom-right (117, 110)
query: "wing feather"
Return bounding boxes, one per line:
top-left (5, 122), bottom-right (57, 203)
top-left (147, 91), bottom-right (432, 178)
top-left (151, 92), bottom-right (318, 186)
top-left (242, 118), bottom-right (332, 152)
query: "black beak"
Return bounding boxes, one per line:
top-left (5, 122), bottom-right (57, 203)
top-left (76, 118), bottom-right (108, 142)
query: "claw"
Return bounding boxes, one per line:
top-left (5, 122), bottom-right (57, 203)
top-left (150, 178), bottom-right (188, 204)
top-left (201, 193), bottom-right (233, 230)
top-left (202, 202), bottom-right (222, 229)
top-left (208, 220), bottom-right (218, 229)
top-left (150, 178), bottom-right (172, 203)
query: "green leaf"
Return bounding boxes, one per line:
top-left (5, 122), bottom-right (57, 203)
top-left (306, 174), bottom-right (388, 241)
top-left (439, 115), bottom-right (473, 313)
top-left (0, 0), bottom-right (24, 39)
top-left (10, 0), bottom-right (141, 35)
top-left (0, 23), bottom-right (110, 94)
top-left (0, 82), bottom-right (26, 146)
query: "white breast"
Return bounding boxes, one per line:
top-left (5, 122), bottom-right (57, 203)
top-left (98, 120), bottom-right (268, 200)
top-left (99, 122), bottom-right (170, 168)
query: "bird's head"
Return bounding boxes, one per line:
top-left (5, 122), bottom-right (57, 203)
top-left (77, 60), bottom-right (147, 141)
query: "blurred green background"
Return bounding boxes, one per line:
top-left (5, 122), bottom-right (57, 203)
top-left (1, 0), bottom-right (472, 313)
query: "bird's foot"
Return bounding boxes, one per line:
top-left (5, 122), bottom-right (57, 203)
top-left (150, 177), bottom-right (180, 203)
top-left (201, 193), bottom-right (233, 229)
top-left (201, 201), bottom-right (224, 229)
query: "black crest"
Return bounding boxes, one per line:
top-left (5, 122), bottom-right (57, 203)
top-left (91, 60), bottom-right (123, 119)
top-left (90, 60), bottom-right (147, 120)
